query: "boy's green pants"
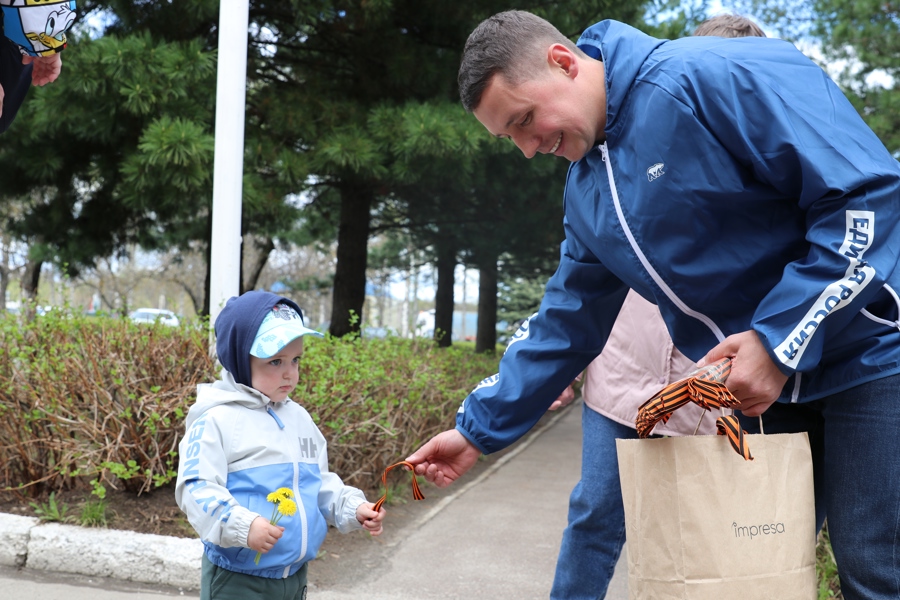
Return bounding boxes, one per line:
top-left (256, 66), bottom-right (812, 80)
top-left (201, 553), bottom-right (308, 600)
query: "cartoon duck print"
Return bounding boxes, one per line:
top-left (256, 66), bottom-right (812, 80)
top-left (23, 3), bottom-right (76, 54)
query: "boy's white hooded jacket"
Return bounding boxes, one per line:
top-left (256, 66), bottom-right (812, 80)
top-left (175, 292), bottom-right (365, 579)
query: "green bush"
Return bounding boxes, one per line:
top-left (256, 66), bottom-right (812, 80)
top-left (0, 310), bottom-right (498, 499)
top-left (0, 309), bottom-right (214, 496)
top-left (298, 334), bottom-right (499, 488)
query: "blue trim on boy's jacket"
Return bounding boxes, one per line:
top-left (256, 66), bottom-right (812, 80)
top-left (204, 462), bottom-right (329, 576)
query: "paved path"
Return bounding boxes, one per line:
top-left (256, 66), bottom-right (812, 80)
top-left (310, 400), bottom-right (628, 599)
top-left (0, 401), bottom-right (629, 598)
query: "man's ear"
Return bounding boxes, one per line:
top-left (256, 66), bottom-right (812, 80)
top-left (547, 43), bottom-right (579, 79)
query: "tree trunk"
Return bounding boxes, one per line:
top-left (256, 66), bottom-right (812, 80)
top-left (475, 252), bottom-right (498, 354)
top-left (433, 240), bottom-right (456, 347)
top-left (21, 254), bottom-right (42, 321)
top-left (242, 235), bottom-right (274, 293)
top-left (330, 181), bottom-right (372, 337)
top-left (0, 237), bottom-right (10, 313)
top-left (175, 279), bottom-right (204, 316)
top-left (201, 231), bottom-right (212, 318)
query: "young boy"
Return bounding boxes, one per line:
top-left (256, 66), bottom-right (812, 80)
top-left (176, 290), bottom-right (385, 600)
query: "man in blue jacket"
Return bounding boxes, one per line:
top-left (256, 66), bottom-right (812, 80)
top-left (407, 10), bottom-right (900, 600)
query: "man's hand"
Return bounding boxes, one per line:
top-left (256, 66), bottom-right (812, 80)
top-left (698, 330), bottom-right (789, 417)
top-left (405, 429), bottom-right (482, 488)
top-left (247, 515), bottom-right (284, 554)
top-left (0, 81), bottom-right (4, 119)
top-left (23, 53), bottom-right (62, 86)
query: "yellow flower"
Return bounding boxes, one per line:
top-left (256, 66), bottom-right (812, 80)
top-left (276, 498), bottom-right (298, 517)
top-left (266, 487), bottom-right (293, 503)
top-left (255, 488), bottom-right (299, 565)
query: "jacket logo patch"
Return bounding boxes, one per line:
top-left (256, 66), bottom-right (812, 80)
top-left (299, 437), bottom-right (318, 458)
top-left (647, 162), bottom-right (665, 181)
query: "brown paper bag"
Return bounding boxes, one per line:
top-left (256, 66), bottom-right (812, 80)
top-left (616, 432), bottom-right (817, 599)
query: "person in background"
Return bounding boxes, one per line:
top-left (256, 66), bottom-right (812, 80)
top-left (0, 0), bottom-right (76, 133)
top-left (409, 10), bottom-right (900, 600)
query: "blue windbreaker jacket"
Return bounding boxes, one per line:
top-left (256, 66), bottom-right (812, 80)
top-left (457, 21), bottom-right (900, 454)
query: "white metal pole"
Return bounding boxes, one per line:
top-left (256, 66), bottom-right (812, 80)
top-left (208, 0), bottom-right (250, 333)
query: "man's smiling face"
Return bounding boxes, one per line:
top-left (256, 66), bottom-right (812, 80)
top-left (472, 46), bottom-right (605, 163)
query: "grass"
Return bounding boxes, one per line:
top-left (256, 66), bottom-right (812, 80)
top-left (28, 492), bottom-right (71, 523)
top-left (77, 499), bottom-right (109, 527)
top-left (816, 522), bottom-right (843, 599)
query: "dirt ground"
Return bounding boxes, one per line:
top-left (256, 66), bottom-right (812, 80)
top-left (0, 483), bottom-right (197, 539)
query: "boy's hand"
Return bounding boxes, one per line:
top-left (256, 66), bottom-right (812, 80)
top-left (247, 515), bottom-right (284, 554)
top-left (356, 502), bottom-right (385, 536)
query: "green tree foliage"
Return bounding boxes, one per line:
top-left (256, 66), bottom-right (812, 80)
top-left (497, 275), bottom-right (550, 336)
top-left (0, 31), bottom-right (218, 300)
top-left (0, 1), bottom-right (309, 312)
top-left (1, 0), bottom-right (707, 328)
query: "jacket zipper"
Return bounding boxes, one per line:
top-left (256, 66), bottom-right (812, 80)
top-left (598, 144), bottom-right (807, 402)
top-left (599, 143), bottom-right (726, 343)
top-left (287, 436), bottom-right (308, 578)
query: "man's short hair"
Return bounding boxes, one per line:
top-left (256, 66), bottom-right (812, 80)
top-left (693, 14), bottom-right (766, 38)
top-left (458, 10), bottom-right (582, 112)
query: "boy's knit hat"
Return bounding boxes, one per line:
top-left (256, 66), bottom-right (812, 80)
top-left (251, 303), bottom-right (324, 359)
top-left (215, 291), bottom-right (320, 387)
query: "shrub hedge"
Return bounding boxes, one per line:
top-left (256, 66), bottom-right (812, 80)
top-left (0, 310), bottom-right (499, 499)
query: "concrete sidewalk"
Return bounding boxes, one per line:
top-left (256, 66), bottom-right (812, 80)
top-left (0, 401), bottom-right (628, 598)
top-left (310, 400), bottom-right (629, 600)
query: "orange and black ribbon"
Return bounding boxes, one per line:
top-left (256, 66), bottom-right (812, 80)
top-left (716, 414), bottom-right (753, 460)
top-left (636, 357), bottom-right (753, 460)
top-left (372, 461), bottom-right (425, 513)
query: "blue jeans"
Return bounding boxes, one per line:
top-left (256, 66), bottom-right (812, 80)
top-left (551, 404), bottom-right (637, 600)
top-left (739, 374), bottom-right (900, 600)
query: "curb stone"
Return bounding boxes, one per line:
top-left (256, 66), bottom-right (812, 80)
top-left (0, 513), bottom-right (202, 590)
top-left (0, 513), bottom-right (37, 567)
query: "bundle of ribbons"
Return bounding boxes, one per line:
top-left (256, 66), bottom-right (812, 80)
top-left (635, 357), bottom-right (754, 460)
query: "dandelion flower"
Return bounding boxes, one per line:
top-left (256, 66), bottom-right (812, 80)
top-left (277, 498), bottom-right (298, 518)
top-left (266, 487), bottom-right (293, 503)
top-left (255, 488), bottom-right (298, 565)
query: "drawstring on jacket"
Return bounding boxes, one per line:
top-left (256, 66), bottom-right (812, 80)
top-left (266, 406), bottom-right (285, 429)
